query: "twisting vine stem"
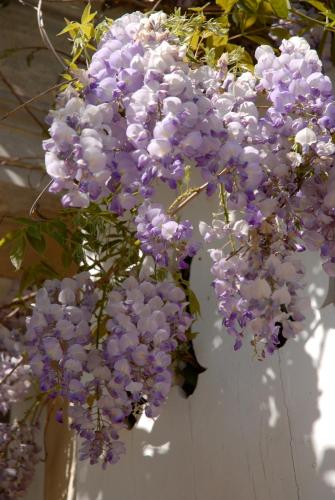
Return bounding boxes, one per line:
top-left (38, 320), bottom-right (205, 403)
top-left (36, 0), bottom-right (66, 69)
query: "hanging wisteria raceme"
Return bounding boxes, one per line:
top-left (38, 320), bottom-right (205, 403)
top-left (41, 11), bottom-right (335, 353)
top-left (0, 310), bottom-right (37, 497)
top-left (253, 38), bottom-right (335, 276)
top-left (200, 218), bottom-right (307, 356)
top-left (25, 272), bottom-right (98, 399)
top-left (0, 326), bottom-right (31, 417)
top-left (25, 273), bottom-right (192, 466)
top-left (43, 11), bottom-right (223, 214)
top-left (195, 36), bottom-right (335, 354)
top-left (0, 422), bottom-right (40, 500)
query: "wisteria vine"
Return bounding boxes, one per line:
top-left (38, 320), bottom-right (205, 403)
top-left (1, 5), bottom-right (335, 497)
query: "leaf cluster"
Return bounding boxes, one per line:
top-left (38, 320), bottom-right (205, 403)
top-left (58, 4), bottom-right (98, 64)
top-left (0, 201), bottom-right (140, 295)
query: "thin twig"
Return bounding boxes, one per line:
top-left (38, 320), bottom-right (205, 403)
top-left (43, 399), bottom-right (57, 462)
top-left (229, 27), bottom-right (269, 41)
top-left (0, 156), bottom-right (43, 171)
top-left (30, 180), bottom-right (54, 218)
top-left (291, 8), bottom-right (335, 33)
top-left (152, 0), bottom-right (162, 11)
top-left (0, 81), bottom-right (67, 122)
top-left (225, 245), bottom-right (245, 261)
top-left (0, 359), bottom-right (24, 387)
top-left (169, 182), bottom-right (208, 216)
top-left (0, 70), bottom-right (47, 132)
top-left (36, 0), bottom-right (66, 69)
top-left (169, 167), bottom-right (228, 216)
top-left (0, 292), bottom-right (37, 312)
top-left (4, 307), bottom-right (20, 320)
top-left (0, 45), bottom-right (70, 59)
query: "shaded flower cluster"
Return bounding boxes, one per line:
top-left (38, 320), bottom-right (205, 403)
top-left (0, 326), bottom-right (31, 417)
top-left (0, 423), bottom-right (40, 500)
top-left (25, 274), bottom-right (192, 466)
top-left (25, 272), bottom-right (98, 399)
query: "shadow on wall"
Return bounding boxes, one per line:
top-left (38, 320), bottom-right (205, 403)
top-left (76, 248), bottom-right (335, 500)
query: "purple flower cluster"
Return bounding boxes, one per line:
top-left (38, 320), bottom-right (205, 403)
top-left (270, 3), bottom-right (332, 70)
top-left (43, 12), bottom-right (234, 271)
top-left (135, 201), bottom-right (198, 267)
top-left (26, 274), bottom-right (191, 466)
top-left (196, 36), bottom-right (335, 354)
top-left (43, 12), bottom-right (222, 212)
top-left (0, 326), bottom-right (31, 417)
top-left (254, 38), bottom-right (335, 277)
top-left (25, 272), bottom-right (98, 398)
top-left (72, 276), bottom-right (191, 466)
top-left (0, 423), bottom-right (40, 499)
top-left (42, 20), bottom-right (335, 359)
top-left (14, 6), bottom-right (335, 477)
top-left (202, 219), bottom-right (307, 356)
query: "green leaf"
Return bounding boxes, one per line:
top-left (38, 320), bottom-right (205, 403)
top-left (245, 34), bottom-right (271, 45)
top-left (302, 0), bottom-right (327, 12)
top-left (58, 22), bottom-right (80, 36)
top-left (13, 217), bottom-right (33, 225)
top-left (10, 235), bottom-right (26, 271)
top-left (19, 261), bottom-right (58, 293)
top-left (188, 288), bottom-right (201, 317)
top-left (189, 2), bottom-right (211, 12)
top-left (43, 221), bottom-right (68, 246)
top-left (178, 343), bottom-right (206, 398)
top-left (81, 3), bottom-right (96, 24)
top-left (0, 230), bottom-right (18, 248)
top-left (190, 30), bottom-right (200, 51)
top-left (241, 0), bottom-right (261, 13)
top-left (26, 226), bottom-right (46, 254)
top-left (216, 0), bottom-right (238, 12)
top-left (19, 267), bottom-right (35, 292)
top-left (270, 26), bottom-right (291, 40)
top-left (271, 0), bottom-right (290, 18)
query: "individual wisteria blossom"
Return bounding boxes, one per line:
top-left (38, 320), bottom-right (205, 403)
top-left (0, 422), bottom-right (40, 499)
top-left (0, 326), bottom-right (31, 417)
top-left (25, 273), bottom-right (192, 466)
